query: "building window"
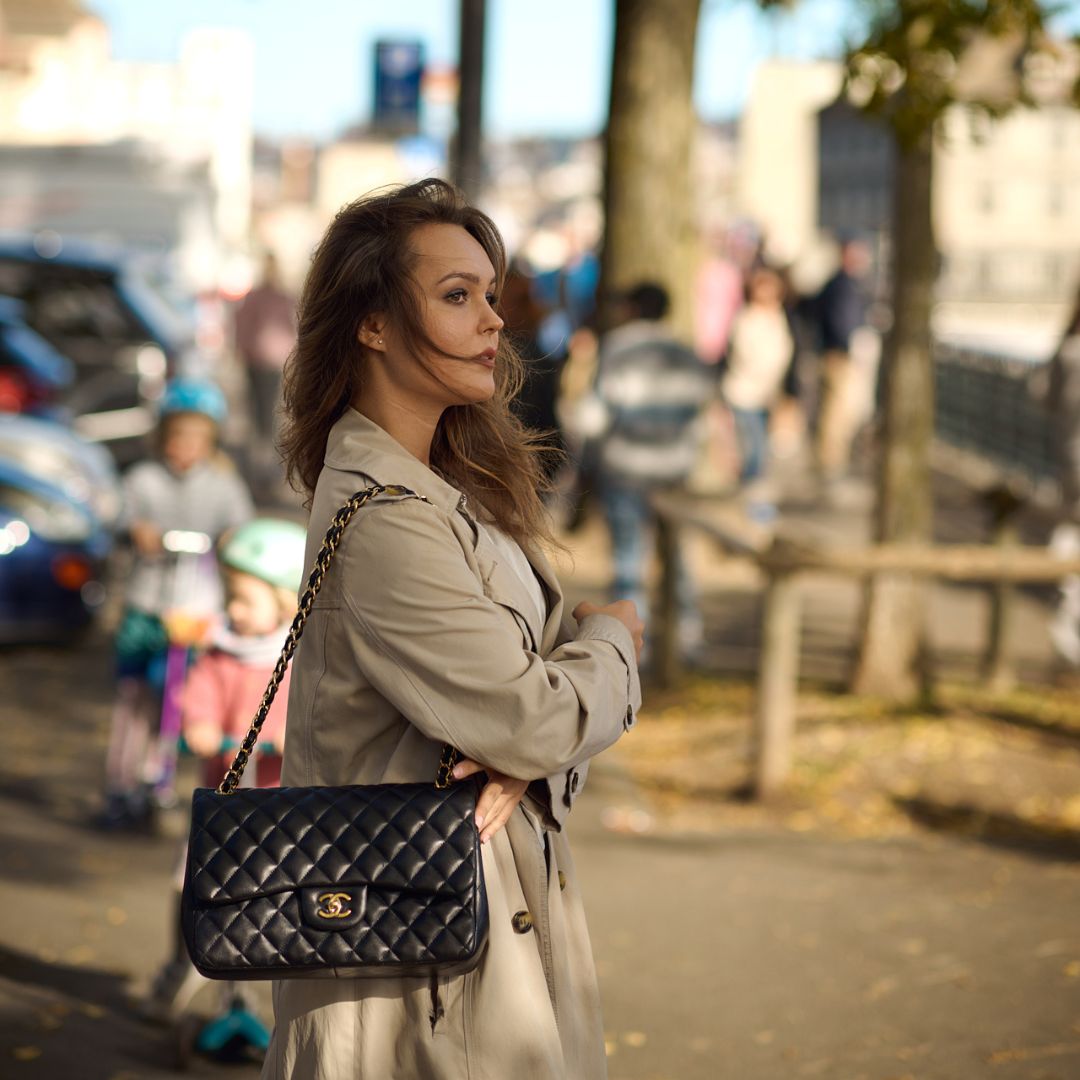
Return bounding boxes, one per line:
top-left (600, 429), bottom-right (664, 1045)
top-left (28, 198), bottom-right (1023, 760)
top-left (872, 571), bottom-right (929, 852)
top-left (978, 183), bottom-right (995, 214)
top-left (1048, 184), bottom-right (1064, 217)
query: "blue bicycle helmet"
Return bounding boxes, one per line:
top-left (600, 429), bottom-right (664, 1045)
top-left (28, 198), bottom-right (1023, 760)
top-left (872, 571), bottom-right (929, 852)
top-left (159, 378), bottom-right (227, 424)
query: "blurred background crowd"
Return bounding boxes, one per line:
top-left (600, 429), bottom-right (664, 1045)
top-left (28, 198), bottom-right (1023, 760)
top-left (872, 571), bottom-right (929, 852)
top-left (0, 0), bottom-right (1077, 666)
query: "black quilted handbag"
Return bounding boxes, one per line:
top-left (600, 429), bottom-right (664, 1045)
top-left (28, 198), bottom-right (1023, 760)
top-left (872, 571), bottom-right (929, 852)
top-left (181, 485), bottom-right (489, 980)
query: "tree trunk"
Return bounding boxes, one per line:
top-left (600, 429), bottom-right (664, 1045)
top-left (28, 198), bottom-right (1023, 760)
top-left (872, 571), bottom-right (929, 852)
top-left (452, 0), bottom-right (486, 202)
top-left (600, 0), bottom-right (702, 340)
top-left (852, 127), bottom-right (936, 698)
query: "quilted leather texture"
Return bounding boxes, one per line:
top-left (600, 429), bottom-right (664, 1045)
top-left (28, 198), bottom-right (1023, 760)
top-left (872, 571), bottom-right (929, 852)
top-left (181, 781), bottom-right (488, 980)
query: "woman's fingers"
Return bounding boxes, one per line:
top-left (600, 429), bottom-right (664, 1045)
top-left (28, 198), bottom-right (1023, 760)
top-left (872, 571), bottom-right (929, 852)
top-left (474, 778), bottom-right (505, 824)
top-left (474, 772), bottom-right (529, 843)
top-left (451, 758), bottom-right (486, 780)
top-left (478, 788), bottom-right (524, 843)
top-left (451, 760), bottom-right (530, 842)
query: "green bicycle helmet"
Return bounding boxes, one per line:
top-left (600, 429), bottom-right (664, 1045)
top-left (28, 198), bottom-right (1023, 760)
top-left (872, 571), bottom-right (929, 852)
top-left (219, 518), bottom-right (307, 593)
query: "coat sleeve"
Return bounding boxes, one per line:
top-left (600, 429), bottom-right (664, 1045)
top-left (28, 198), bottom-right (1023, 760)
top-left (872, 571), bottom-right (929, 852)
top-left (334, 498), bottom-right (640, 793)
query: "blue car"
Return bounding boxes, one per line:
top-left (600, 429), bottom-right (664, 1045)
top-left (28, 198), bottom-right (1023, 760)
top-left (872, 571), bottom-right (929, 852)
top-left (0, 236), bottom-right (194, 464)
top-left (0, 416), bottom-right (119, 642)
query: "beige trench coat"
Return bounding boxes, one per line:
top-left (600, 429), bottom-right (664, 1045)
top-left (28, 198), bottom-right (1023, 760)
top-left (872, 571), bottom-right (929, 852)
top-left (262, 409), bottom-right (641, 1080)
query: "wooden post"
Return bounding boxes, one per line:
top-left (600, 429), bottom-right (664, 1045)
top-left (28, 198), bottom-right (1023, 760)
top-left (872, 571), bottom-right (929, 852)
top-left (983, 516), bottom-right (1020, 691)
top-left (754, 571), bottom-right (801, 799)
top-left (655, 514), bottom-right (682, 689)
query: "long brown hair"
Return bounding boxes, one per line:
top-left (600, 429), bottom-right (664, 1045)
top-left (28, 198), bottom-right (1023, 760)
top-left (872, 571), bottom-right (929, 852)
top-left (280, 178), bottom-right (555, 548)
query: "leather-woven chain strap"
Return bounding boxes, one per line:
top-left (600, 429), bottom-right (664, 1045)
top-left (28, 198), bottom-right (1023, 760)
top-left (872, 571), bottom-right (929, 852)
top-left (217, 483), bottom-right (461, 795)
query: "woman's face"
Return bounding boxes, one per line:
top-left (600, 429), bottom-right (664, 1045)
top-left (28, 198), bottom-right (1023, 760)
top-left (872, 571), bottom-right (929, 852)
top-left (378, 223), bottom-right (504, 409)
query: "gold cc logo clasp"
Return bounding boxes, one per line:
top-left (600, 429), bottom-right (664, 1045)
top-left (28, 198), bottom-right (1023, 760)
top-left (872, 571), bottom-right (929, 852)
top-left (315, 891), bottom-right (353, 919)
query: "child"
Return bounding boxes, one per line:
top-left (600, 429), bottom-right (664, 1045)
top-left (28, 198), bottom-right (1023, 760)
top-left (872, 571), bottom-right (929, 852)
top-left (99, 378), bottom-right (254, 829)
top-left (144, 516), bottom-right (307, 1018)
top-left (181, 517), bottom-right (306, 782)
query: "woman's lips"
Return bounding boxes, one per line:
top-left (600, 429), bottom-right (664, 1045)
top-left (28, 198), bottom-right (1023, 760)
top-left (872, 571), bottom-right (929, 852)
top-left (474, 348), bottom-right (497, 368)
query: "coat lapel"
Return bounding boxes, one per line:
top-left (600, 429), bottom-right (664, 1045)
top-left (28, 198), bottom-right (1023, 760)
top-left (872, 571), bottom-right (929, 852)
top-left (523, 541), bottom-right (566, 656)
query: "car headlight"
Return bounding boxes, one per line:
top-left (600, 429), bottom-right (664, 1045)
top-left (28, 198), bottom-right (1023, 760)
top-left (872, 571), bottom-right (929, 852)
top-left (0, 486), bottom-right (94, 543)
top-left (0, 434), bottom-right (121, 529)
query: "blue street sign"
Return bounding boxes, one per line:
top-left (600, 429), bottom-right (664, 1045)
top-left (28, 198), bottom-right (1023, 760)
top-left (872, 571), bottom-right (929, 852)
top-left (374, 40), bottom-right (424, 133)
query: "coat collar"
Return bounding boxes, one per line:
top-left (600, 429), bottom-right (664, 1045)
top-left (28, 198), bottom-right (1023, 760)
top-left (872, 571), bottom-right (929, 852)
top-left (323, 408), bottom-right (566, 651)
top-left (323, 408), bottom-right (464, 516)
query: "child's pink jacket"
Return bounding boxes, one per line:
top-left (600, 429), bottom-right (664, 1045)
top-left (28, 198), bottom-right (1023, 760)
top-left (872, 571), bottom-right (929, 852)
top-left (181, 647), bottom-right (290, 749)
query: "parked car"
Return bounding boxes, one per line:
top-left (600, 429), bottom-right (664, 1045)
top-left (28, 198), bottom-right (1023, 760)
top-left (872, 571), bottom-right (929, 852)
top-left (0, 296), bottom-right (74, 415)
top-left (0, 236), bottom-right (195, 463)
top-left (0, 413), bottom-right (122, 529)
top-left (0, 415), bottom-right (120, 642)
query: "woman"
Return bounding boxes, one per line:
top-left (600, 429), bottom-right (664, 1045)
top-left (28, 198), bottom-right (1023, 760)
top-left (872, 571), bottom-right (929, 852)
top-left (264, 178), bottom-right (644, 1079)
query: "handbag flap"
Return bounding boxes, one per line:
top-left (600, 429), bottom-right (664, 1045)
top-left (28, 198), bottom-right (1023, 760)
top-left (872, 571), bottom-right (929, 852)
top-left (186, 782), bottom-right (481, 905)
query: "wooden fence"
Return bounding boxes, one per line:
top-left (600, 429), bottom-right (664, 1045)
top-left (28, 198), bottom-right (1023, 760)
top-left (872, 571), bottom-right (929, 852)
top-left (651, 491), bottom-right (1080, 801)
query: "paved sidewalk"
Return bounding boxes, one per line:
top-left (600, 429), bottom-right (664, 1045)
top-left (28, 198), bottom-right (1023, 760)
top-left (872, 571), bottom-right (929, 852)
top-left (1, 635), bottom-right (1078, 1080)
top-left (1, 465), bottom-right (1077, 1079)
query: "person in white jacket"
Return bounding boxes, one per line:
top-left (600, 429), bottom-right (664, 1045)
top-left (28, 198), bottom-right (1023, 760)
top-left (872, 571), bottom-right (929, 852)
top-left (721, 266), bottom-right (796, 522)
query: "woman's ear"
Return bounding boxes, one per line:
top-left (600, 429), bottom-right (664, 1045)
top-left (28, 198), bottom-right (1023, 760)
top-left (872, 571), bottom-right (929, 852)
top-left (358, 315), bottom-right (387, 352)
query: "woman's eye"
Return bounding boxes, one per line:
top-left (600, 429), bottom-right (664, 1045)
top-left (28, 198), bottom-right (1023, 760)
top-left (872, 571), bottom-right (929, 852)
top-left (445, 289), bottom-right (467, 303)
top-left (485, 293), bottom-right (498, 306)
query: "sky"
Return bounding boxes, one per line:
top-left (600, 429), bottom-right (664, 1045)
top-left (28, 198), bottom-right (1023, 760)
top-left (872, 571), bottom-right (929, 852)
top-left (86, 0), bottom-right (871, 141)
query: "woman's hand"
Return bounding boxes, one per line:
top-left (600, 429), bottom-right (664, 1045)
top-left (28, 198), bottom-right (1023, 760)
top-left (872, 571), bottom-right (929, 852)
top-left (573, 599), bottom-right (646, 662)
top-left (451, 759), bottom-right (529, 844)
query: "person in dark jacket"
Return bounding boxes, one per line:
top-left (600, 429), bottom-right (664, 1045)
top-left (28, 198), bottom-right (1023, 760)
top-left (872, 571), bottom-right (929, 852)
top-left (813, 238), bottom-right (870, 480)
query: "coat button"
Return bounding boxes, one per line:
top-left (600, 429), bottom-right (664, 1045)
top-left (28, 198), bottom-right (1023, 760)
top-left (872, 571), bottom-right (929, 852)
top-left (558, 871), bottom-right (567, 891)
top-left (511, 910), bottom-right (533, 934)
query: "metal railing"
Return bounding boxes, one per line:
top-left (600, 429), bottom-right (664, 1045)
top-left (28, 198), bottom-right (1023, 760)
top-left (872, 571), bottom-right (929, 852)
top-left (934, 342), bottom-right (1058, 494)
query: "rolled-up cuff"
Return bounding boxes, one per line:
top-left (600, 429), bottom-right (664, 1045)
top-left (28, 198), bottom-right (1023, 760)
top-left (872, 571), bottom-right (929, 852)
top-left (575, 613), bottom-right (642, 729)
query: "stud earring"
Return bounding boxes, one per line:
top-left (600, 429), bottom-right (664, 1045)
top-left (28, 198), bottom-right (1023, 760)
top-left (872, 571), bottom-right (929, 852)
top-left (377, 338), bottom-right (383, 345)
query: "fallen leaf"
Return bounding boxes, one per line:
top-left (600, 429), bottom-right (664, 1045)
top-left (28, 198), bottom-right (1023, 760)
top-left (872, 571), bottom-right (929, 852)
top-left (866, 977), bottom-right (899, 1001)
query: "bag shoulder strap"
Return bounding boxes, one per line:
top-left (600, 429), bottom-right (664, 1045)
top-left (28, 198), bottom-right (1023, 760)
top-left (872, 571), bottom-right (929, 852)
top-left (217, 483), bottom-right (460, 794)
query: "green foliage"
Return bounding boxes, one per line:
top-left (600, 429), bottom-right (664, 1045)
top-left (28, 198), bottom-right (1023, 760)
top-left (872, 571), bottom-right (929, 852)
top-left (843, 0), bottom-right (1076, 147)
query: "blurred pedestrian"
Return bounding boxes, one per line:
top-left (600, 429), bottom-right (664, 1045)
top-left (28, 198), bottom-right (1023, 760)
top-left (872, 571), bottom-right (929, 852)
top-left (234, 253), bottom-right (297, 447)
top-left (720, 265), bottom-right (797, 522)
top-left (591, 281), bottom-right (712, 662)
top-left (812, 237), bottom-right (871, 483)
top-left (502, 260), bottom-right (567, 484)
top-left (694, 227), bottom-right (747, 367)
top-left (266, 177), bottom-right (643, 1078)
top-left (144, 517), bottom-right (305, 1018)
top-left (97, 379), bottom-right (254, 829)
top-left (1045, 284), bottom-right (1080, 673)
